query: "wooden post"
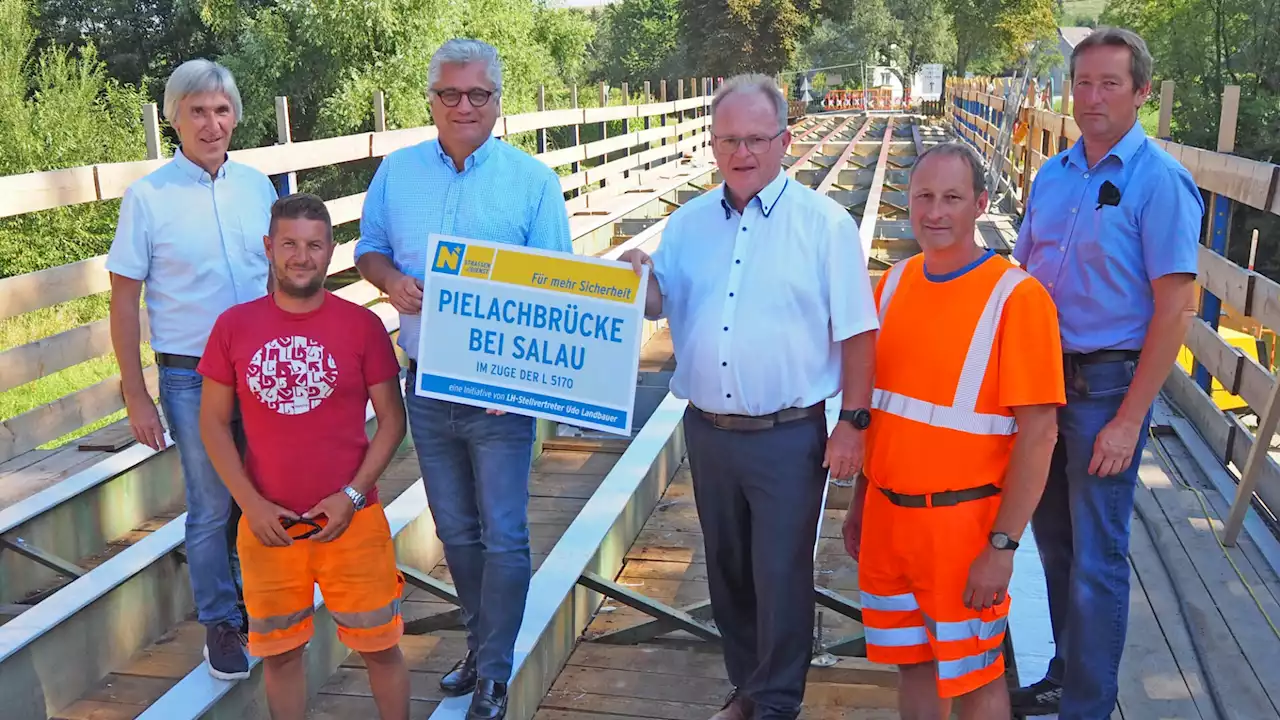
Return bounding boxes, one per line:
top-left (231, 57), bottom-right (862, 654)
top-left (373, 90), bottom-right (387, 133)
top-left (620, 81), bottom-right (631, 171)
top-left (660, 79), bottom-right (669, 160)
top-left (143, 103), bottom-right (162, 160)
top-left (1224, 377), bottom-right (1280, 546)
top-left (536, 85), bottom-right (547, 154)
top-left (643, 81), bottom-right (653, 170)
top-left (1158, 80), bottom-right (1174, 139)
top-left (1193, 85), bottom-right (1241, 392)
top-left (598, 81), bottom-right (608, 186)
top-left (274, 96), bottom-right (297, 196)
top-left (570, 85), bottom-right (581, 178)
top-left (1061, 74), bottom-right (1072, 115)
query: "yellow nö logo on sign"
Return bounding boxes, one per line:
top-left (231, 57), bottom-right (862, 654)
top-left (433, 241), bottom-right (466, 275)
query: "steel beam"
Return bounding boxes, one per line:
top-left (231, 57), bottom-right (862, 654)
top-left (577, 572), bottom-right (720, 642)
top-left (590, 600), bottom-right (715, 645)
top-left (0, 536), bottom-right (86, 578)
top-left (400, 565), bottom-right (460, 604)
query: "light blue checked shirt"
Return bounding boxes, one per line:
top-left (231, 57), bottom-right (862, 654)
top-left (355, 136), bottom-right (573, 359)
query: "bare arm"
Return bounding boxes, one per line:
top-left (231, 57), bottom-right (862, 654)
top-left (1091, 273), bottom-right (1197, 476)
top-left (346, 379), bottom-right (406, 497)
top-left (992, 403), bottom-right (1059, 541)
top-left (357, 252), bottom-right (422, 315)
top-left (826, 329), bottom-right (876, 480)
top-left (109, 273), bottom-right (165, 450)
top-left (964, 402), bottom-right (1058, 610)
top-left (200, 377), bottom-right (296, 545)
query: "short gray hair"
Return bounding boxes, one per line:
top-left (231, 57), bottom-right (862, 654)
top-left (910, 142), bottom-right (986, 198)
top-left (163, 59), bottom-right (243, 123)
top-left (428, 39), bottom-right (503, 91)
top-left (711, 74), bottom-right (787, 134)
top-left (1071, 27), bottom-right (1153, 90)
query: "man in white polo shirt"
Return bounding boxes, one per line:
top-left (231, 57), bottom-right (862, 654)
top-left (621, 74), bottom-right (879, 720)
top-left (107, 58), bottom-right (277, 680)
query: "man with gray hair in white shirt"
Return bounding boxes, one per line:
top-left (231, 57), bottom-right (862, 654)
top-left (107, 58), bottom-right (277, 681)
top-left (620, 74), bottom-right (879, 720)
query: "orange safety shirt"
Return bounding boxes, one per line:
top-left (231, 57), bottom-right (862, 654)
top-left (864, 252), bottom-right (1066, 495)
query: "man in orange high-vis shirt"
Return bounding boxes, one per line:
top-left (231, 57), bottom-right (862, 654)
top-left (843, 142), bottom-right (1064, 719)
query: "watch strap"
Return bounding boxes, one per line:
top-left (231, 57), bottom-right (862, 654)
top-left (342, 485), bottom-right (367, 510)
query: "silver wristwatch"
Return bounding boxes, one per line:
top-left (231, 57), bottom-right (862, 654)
top-left (342, 485), bottom-right (367, 510)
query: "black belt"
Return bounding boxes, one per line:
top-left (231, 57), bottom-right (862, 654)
top-left (880, 483), bottom-right (1001, 508)
top-left (156, 352), bottom-right (201, 370)
top-left (1065, 349), bottom-right (1140, 366)
top-left (692, 403), bottom-right (824, 432)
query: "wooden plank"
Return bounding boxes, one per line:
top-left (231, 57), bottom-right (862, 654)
top-left (503, 108), bottom-right (584, 135)
top-left (0, 312), bottom-right (149, 394)
top-left (1162, 367), bottom-right (1280, 516)
top-left (816, 119), bottom-right (872, 195)
top-left (0, 256), bottom-right (110, 321)
top-left (232, 133), bottom-right (372, 176)
top-left (1183, 318), bottom-right (1274, 412)
top-left (370, 126), bottom-right (440, 158)
top-left (0, 166), bottom-right (99, 220)
top-left (583, 104), bottom-right (641, 124)
top-left (0, 365), bottom-right (158, 462)
top-left (93, 159), bottom-right (169, 201)
top-left (1156, 141), bottom-right (1279, 215)
top-left (1140, 459), bottom-right (1280, 714)
top-left (858, 120), bottom-right (894, 255)
top-left (325, 192), bottom-right (366, 226)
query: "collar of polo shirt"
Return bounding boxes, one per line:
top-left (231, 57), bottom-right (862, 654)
top-left (173, 145), bottom-right (229, 183)
top-left (434, 134), bottom-right (497, 172)
top-left (719, 168), bottom-right (789, 220)
top-left (1063, 118), bottom-right (1146, 170)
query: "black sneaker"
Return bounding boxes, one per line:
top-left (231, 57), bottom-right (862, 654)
top-left (204, 621), bottom-right (250, 680)
top-left (1011, 677), bottom-right (1062, 716)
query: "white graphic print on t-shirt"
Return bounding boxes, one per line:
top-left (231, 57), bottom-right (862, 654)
top-left (246, 335), bottom-right (338, 415)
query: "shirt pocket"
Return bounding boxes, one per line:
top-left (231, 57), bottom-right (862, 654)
top-left (1076, 204), bottom-right (1137, 268)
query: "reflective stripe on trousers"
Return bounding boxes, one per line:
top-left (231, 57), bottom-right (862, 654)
top-left (873, 259), bottom-right (1030, 435)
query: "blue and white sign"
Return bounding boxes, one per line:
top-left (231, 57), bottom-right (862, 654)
top-left (415, 233), bottom-right (649, 436)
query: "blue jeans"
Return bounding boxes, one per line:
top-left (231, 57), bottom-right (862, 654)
top-left (1031, 358), bottom-right (1151, 719)
top-left (158, 366), bottom-right (244, 629)
top-left (405, 384), bottom-right (536, 682)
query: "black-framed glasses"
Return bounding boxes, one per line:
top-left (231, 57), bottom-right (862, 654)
top-left (281, 517), bottom-right (323, 540)
top-left (711, 128), bottom-right (785, 155)
top-left (431, 87), bottom-right (499, 108)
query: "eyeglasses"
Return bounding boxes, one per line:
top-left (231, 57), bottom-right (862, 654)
top-left (711, 128), bottom-right (785, 155)
top-left (281, 517), bottom-right (323, 540)
top-left (430, 87), bottom-right (499, 108)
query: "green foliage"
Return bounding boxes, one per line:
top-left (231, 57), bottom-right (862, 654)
top-left (592, 0), bottom-right (682, 86)
top-left (0, 0), bottom-right (151, 278)
top-left (680, 0), bottom-right (815, 76)
top-left (947, 0), bottom-right (1057, 74)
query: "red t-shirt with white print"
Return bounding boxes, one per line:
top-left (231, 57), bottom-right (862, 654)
top-left (198, 291), bottom-right (401, 515)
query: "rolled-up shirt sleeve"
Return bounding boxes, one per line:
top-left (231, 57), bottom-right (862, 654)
top-left (355, 159), bottom-right (392, 263)
top-left (105, 186), bottom-right (152, 281)
top-left (1141, 164), bottom-right (1204, 280)
top-left (827, 212), bottom-right (879, 341)
top-left (528, 171), bottom-right (573, 254)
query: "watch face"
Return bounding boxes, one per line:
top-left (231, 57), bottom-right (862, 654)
top-left (991, 533), bottom-right (1009, 549)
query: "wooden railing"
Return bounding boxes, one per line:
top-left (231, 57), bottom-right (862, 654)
top-left (945, 75), bottom-right (1280, 544)
top-left (0, 77), bottom-right (720, 465)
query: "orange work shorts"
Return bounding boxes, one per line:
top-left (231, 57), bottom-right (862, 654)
top-left (237, 503), bottom-right (405, 658)
top-left (858, 486), bottom-right (1010, 698)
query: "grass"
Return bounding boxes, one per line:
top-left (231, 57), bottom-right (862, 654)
top-left (0, 292), bottom-right (153, 452)
top-left (1063, 0), bottom-right (1107, 24)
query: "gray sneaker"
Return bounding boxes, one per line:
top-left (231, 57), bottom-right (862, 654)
top-left (204, 621), bottom-right (250, 680)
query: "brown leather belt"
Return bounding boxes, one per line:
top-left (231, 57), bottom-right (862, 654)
top-left (880, 483), bottom-right (1001, 508)
top-left (692, 402), bottom-right (824, 432)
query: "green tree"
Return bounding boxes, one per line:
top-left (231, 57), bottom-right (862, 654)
top-left (592, 0), bottom-right (682, 87)
top-left (0, 0), bottom-right (151, 277)
top-left (679, 0), bottom-right (815, 76)
top-left (946, 0), bottom-right (1056, 74)
top-left (884, 0), bottom-right (955, 86)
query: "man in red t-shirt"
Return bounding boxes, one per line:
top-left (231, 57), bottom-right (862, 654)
top-left (198, 193), bottom-right (409, 720)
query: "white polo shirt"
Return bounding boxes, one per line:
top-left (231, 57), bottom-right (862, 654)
top-left (106, 148), bottom-right (278, 358)
top-left (651, 169), bottom-right (879, 416)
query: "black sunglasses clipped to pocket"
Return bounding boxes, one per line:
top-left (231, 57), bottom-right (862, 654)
top-left (280, 517), bottom-right (323, 540)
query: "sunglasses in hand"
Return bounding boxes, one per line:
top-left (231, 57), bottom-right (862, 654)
top-left (280, 516), bottom-right (323, 540)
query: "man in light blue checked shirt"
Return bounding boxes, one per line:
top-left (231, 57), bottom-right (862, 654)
top-left (355, 38), bottom-right (571, 720)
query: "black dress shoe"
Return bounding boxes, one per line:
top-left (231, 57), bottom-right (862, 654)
top-left (439, 651), bottom-right (478, 697)
top-left (467, 679), bottom-right (508, 720)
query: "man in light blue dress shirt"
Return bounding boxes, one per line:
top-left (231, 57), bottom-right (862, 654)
top-left (355, 38), bottom-right (571, 720)
top-left (622, 74), bottom-right (879, 720)
top-left (107, 59), bottom-right (277, 681)
top-left (1010, 28), bottom-right (1204, 718)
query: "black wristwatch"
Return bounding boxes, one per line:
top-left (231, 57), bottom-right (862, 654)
top-left (989, 531), bottom-right (1019, 551)
top-left (839, 408), bottom-right (871, 430)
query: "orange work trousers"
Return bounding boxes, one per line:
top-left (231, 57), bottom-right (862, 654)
top-left (237, 503), bottom-right (405, 658)
top-left (858, 486), bottom-right (1010, 698)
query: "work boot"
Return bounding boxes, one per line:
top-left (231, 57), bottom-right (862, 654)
top-left (440, 650), bottom-right (478, 696)
top-left (709, 688), bottom-right (753, 720)
top-left (204, 621), bottom-right (250, 681)
top-left (467, 679), bottom-right (508, 719)
top-left (1010, 677), bottom-right (1062, 716)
